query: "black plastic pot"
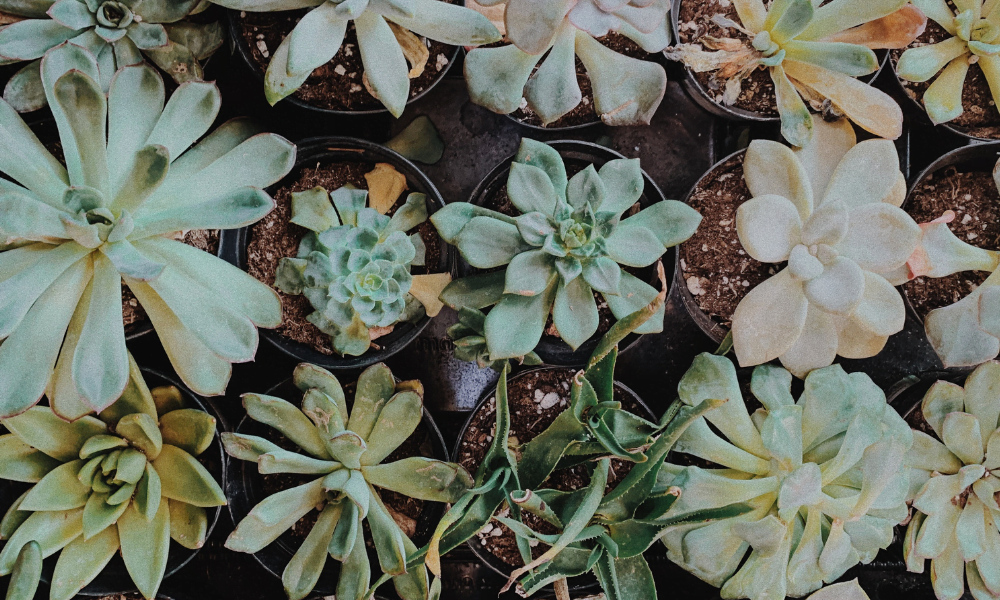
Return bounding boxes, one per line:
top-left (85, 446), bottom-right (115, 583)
top-left (224, 376), bottom-right (450, 598)
top-left (223, 136), bottom-right (455, 371)
top-left (463, 140), bottom-right (671, 366)
top-left (0, 367), bottom-right (225, 598)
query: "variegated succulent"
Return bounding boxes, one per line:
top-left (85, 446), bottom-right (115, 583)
top-left (465, 0), bottom-right (670, 126)
top-left (0, 355), bottom-right (226, 600)
top-left (731, 118), bottom-right (920, 378)
top-left (0, 0), bottom-right (222, 112)
top-left (665, 0), bottom-right (925, 146)
top-left (661, 354), bottom-right (913, 600)
top-left (224, 363), bottom-right (473, 600)
top-left (0, 43), bottom-right (294, 420)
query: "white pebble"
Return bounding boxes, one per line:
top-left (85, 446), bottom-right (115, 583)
top-left (534, 389), bottom-right (544, 402)
top-left (334, 64), bottom-right (347, 76)
top-left (436, 53), bottom-right (449, 70)
top-left (540, 392), bottom-right (560, 410)
top-left (481, 523), bottom-right (494, 535)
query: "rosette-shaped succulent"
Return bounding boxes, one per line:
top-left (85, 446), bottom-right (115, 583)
top-left (665, 0), bottom-right (925, 146)
top-left (0, 356), bottom-right (226, 600)
top-left (903, 362), bottom-right (1000, 600)
top-left (0, 44), bottom-right (294, 419)
top-left (660, 354), bottom-right (913, 600)
top-left (731, 119), bottom-right (921, 377)
top-left (466, 0), bottom-right (670, 126)
top-left (432, 138), bottom-right (701, 360)
top-left (447, 306), bottom-right (542, 371)
top-left (224, 363), bottom-right (473, 600)
top-left (0, 0), bottom-right (222, 111)
top-left (208, 0), bottom-right (500, 116)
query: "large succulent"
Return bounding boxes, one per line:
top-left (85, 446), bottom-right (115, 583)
top-left (665, 0), bottom-right (925, 146)
top-left (0, 355), bottom-right (226, 600)
top-left (0, 43), bottom-right (294, 419)
top-left (0, 0), bottom-right (222, 111)
top-left (465, 0), bottom-right (671, 126)
top-left (661, 354), bottom-right (913, 600)
top-left (903, 362), bottom-right (1000, 600)
top-left (208, 0), bottom-right (501, 116)
top-left (731, 118), bottom-right (921, 378)
top-left (432, 138), bottom-right (701, 360)
top-left (224, 362), bottom-right (473, 600)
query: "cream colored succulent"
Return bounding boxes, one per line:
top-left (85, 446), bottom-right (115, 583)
top-left (731, 118), bottom-right (921, 378)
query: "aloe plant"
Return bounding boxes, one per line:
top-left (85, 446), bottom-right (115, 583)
top-left (0, 354), bottom-right (226, 600)
top-left (432, 138), bottom-right (701, 360)
top-left (0, 0), bottom-right (222, 112)
top-left (665, 0), bottom-right (925, 146)
top-left (0, 43), bottom-right (294, 420)
top-left (208, 0), bottom-right (501, 116)
top-left (465, 0), bottom-right (671, 126)
top-left (660, 355), bottom-right (913, 600)
top-left (731, 118), bottom-right (921, 378)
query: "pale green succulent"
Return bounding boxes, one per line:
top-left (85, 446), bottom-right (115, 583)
top-left (224, 362), bottom-right (473, 600)
top-left (447, 306), bottom-right (542, 371)
top-left (207, 0), bottom-right (501, 116)
top-left (432, 138), bottom-right (701, 360)
top-left (0, 44), bottom-right (294, 420)
top-left (0, 0), bottom-right (223, 112)
top-left (464, 0), bottom-right (671, 126)
top-left (660, 354), bottom-right (913, 600)
top-left (0, 353), bottom-right (226, 600)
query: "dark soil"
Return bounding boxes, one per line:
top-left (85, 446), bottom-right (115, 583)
top-left (903, 168), bottom-right (1000, 319)
top-left (904, 403), bottom-right (937, 438)
top-left (679, 153), bottom-right (776, 329)
top-left (245, 160), bottom-right (443, 355)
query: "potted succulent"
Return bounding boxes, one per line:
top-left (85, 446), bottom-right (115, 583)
top-left (432, 138), bottom-right (701, 366)
top-left (0, 43), bottom-right (294, 419)
top-left (464, 0), bottom-right (671, 129)
top-left (0, 355), bottom-right (227, 600)
top-left (666, 0), bottom-right (925, 146)
top-left (213, 0), bottom-right (500, 117)
top-left (223, 362), bottom-right (471, 600)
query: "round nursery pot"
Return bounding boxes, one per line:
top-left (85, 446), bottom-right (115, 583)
top-left (464, 140), bottom-right (671, 366)
top-left (452, 366), bottom-right (654, 595)
top-left (225, 136), bottom-right (454, 371)
top-left (225, 377), bottom-right (450, 598)
top-left (0, 368), bottom-right (225, 597)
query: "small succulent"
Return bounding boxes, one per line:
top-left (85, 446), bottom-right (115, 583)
top-left (731, 118), bottom-right (921, 378)
top-left (447, 306), bottom-right (542, 372)
top-left (465, 0), bottom-right (670, 126)
top-left (208, 0), bottom-right (500, 116)
top-left (0, 44), bottom-right (294, 419)
top-left (432, 138), bottom-right (701, 360)
top-left (224, 362), bottom-right (473, 600)
top-left (665, 0), bottom-right (925, 146)
top-left (0, 0), bottom-right (222, 112)
top-left (0, 354), bottom-right (226, 600)
top-left (661, 354), bottom-right (913, 600)
top-left (897, 0), bottom-right (1000, 125)
top-left (903, 362), bottom-right (1000, 600)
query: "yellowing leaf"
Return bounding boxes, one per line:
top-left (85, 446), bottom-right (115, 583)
top-left (364, 163), bottom-right (408, 215)
top-left (410, 273), bottom-right (452, 317)
top-left (388, 22), bottom-right (430, 79)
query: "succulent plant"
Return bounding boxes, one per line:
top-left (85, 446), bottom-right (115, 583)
top-left (208, 0), bottom-right (501, 116)
top-left (660, 354), bottom-right (913, 600)
top-left (0, 354), bottom-right (226, 600)
top-left (432, 138), bottom-right (701, 360)
top-left (731, 118), bottom-right (921, 378)
top-left (0, 43), bottom-right (294, 420)
top-left (0, 0), bottom-right (222, 112)
top-left (806, 580), bottom-right (872, 600)
top-left (465, 0), bottom-right (671, 126)
top-left (664, 0), bottom-right (925, 146)
top-left (224, 362), bottom-right (473, 600)
top-left (897, 0), bottom-right (1000, 125)
top-left (903, 362), bottom-right (1000, 600)
top-left (447, 306), bottom-right (542, 372)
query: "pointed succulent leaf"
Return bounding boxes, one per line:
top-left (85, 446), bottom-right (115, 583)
top-left (6, 541), bottom-right (41, 600)
top-left (20, 460), bottom-right (91, 511)
top-left (115, 412), bottom-right (162, 459)
top-left (152, 444), bottom-right (225, 508)
top-left (226, 478), bottom-right (325, 553)
top-left (159, 409), bottom-right (216, 457)
top-left (0, 434), bottom-right (61, 482)
top-left (363, 457), bottom-right (473, 502)
top-left (3, 407), bottom-right (106, 462)
top-left (0, 508), bottom-right (83, 576)
top-left (348, 363), bottom-right (396, 441)
top-left (118, 500), bottom-right (170, 600)
top-left (294, 363), bottom-right (350, 424)
top-left (168, 500), bottom-right (207, 550)
top-left (242, 393), bottom-right (331, 460)
top-left (283, 501), bottom-right (340, 600)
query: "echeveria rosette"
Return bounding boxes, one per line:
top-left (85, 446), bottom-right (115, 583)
top-left (0, 355), bottom-right (226, 600)
top-left (903, 362), bottom-right (1000, 600)
top-left (0, 43), bottom-right (294, 420)
top-left (432, 138), bottom-right (701, 361)
top-left (223, 363), bottom-right (473, 600)
top-left (207, 0), bottom-right (500, 117)
top-left (731, 118), bottom-right (920, 378)
top-left (465, 0), bottom-right (670, 126)
top-left (660, 353), bottom-right (913, 600)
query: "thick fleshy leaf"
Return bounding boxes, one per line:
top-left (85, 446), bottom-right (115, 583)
top-left (152, 444), bottom-right (225, 507)
top-left (0, 434), bottom-right (61, 482)
top-left (484, 274), bottom-right (558, 359)
top-left (0, 94), bottom-right (68, 206)
top-left (898, 37), bottom-right (968, 83)
top-left (552, 275), bottom-right (599, 349)
top-left (504, 0), bottom-right (572, 54)
top-left (942, 411), bottom-right (985, 465)
top-left (455, 216), bottom-right (531, 269)
top-left (21, 460), bottom-right (90, 511)
top-left (464, 44), bottom-right (539, 114)
top-left (226, 478), bottom-right (325, 553)
top-left (622, 200), bottom-right (702, 249)
top-left (367, 486), bottom-right (408, 575)
top-left (71, 253), bottom-right (128, 411)
top-left (167, 500), bottom-right (206, 550)
top-left (821, 139), bottom-right (905, 209)
top-left (4, 59), bottom-right (46, 113)
top-left (850, 271), bottom-right (905, 337)
top-left (354, 11), bottom-right (409, 117)
top-left (799, 0), bottom-right (910, 40)
top-left (159, 409), bottom-right (216, 457)
top-left (508, 161), bottom-right (560, 215)
top-left (3, 406), bottom-right (105, 461)
top-left (523, 24), bottom-right (581, 126)
top-left (348, 363), bottom-right (396, 441)
top-left (922, 381), bottom-right (967, 439)
top-left (605, 222), bottom-right (666, 267)
top-left (379, 0), bottom-right (500, 45)
top-left (82, 492), bottom-right (129, 540)
top-left (0, 508), bottom-right (83, 575)
top-left (51, 69), bottom-right (108, 194)
top-left (603, 270), bottom-right (664, 335)
top-left (282, 501), bottom-right (339, 600)
top-left (736, 194), bottom-right (803, 263)
top-left (363, 457), bottom-right (472, 502)
top-left (336, 512), bottom-right (370, 600)
top-left (6, 541), bottom-right (41, 600)
top-left (48, 525), bottom-right (119, 600)
top-left (145, 80), bottom-right (220, 162)
top-left (732, 269), bottom-right (808, 367)
top-left (744, 139), bottom-right (813, 220)
top-left (0, 19), bottom-right (77, 60)
top-left (116, 413), bottom-right (162, 458)
top-left (837, 203), bottom-right (921, 273)
top-left (118, 500), bottom-right (170, 599)
top-left (515, 139), bottom-right (568, 202)
top-left (504, 249), bottom-right (556, 296)
top-left (575, 31), bottom-right (666, 126)
top-left (803, 257), bottom-right (865, 315)
top-left (361, 390), bottom-right (422, 466)
top-left (784, 41), bottom-right (879, 77)
top-left (772, 63), bottom-right (815, 147)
